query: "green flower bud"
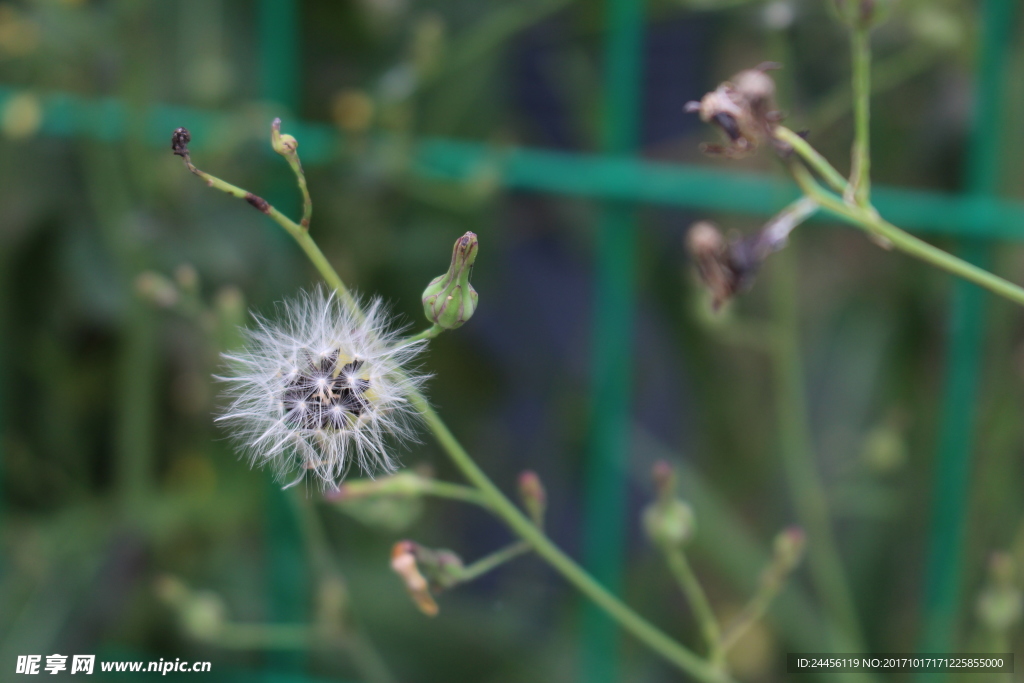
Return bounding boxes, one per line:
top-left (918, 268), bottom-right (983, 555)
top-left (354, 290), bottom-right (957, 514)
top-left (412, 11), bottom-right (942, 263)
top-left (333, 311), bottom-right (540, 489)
top-left (271, 117), bottom-right (298, 156)
top-left (643, 461), bottom-right (696, 548)
top-left (643, 498), bottom-right (696, 549)
top-left (422, 232), bottom-right (479, 329)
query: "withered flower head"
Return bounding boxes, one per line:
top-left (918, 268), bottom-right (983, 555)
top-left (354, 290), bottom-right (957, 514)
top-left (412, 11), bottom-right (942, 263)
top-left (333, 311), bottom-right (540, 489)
top-left (686, 199), bottom-right (816, 309)
top-left (685, 62), bottom-right (783, 158)
top-left (686, 222), bottom-right (765, 310)
top-left (390, 541), bottom-right (465, 617)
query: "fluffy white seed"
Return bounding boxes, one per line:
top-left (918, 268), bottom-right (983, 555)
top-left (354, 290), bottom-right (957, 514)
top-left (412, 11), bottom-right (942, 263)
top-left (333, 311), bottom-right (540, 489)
top-left (217, 288), bottom-right (428, 490)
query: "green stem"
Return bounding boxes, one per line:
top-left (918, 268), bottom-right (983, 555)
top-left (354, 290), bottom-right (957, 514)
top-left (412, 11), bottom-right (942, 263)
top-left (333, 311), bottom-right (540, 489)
top-left (405, 324), bottom-right (444, 344)
top-left (770, 244), bottom-right (865, 651)
top-left (790, 164), bottom-right (1024, 307)
top-left (775, 127), bottom-right (849, 194)
top-left (719, 574), bottom-right (784, 654)
top-left (181, 140), bottom-right (731, 683)
top-left (663, 546), bottom-right (722, 663)
top-left (272, 119), bottom-right (313, 228)
top-left (418, 479), bottom-right (493, 508)
top-left (289, 491), bottom-right (396, 683)
top-left (180, 153), bottom-right (359, 312)
top-left (415, 398), bottom-right (731, 683)
top-left (335, 473), bottom-right (493, 509)
top-left (810, 43), bottom-right (936, 134)
top-left (848, 27), bottom-right (872, 206)
top-left (459, 541), bottom-right (531, 583)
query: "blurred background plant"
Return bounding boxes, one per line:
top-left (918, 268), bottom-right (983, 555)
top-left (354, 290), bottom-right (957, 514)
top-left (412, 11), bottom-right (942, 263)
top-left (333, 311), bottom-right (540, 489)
top-left (0, 0), bottom-right (1022, 681)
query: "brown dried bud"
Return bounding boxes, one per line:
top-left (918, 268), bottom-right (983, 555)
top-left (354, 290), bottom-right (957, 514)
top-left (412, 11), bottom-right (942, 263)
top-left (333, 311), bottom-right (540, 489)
top-left (685, 198), bottom-right (815, 310)
top-left (686, 221), bottom-right (763, 310)
top-left (171, 127), bottom-right (191, 157)
top-left (391, 541), bottom-right (439, 616)
top-left (685, 63), bottom-right (783, 158)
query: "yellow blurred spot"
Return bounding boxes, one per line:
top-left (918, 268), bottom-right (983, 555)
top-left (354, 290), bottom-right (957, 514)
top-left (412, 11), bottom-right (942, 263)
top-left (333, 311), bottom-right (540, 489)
top-left (0, 5), bottom-right (40, 56)
top-left (165, 452), bottom-right (218, 497)
top-left (721, 604), bottom-right (777, 679)
top-left (2, 93), bottom-right (43, 140)
top-left (332, 89), bottom-right (375, 134)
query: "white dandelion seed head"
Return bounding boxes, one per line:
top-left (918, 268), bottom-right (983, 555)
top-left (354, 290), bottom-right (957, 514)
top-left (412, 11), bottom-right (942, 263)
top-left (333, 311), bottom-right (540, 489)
top-left (217, 287), bottom-right (429, 491)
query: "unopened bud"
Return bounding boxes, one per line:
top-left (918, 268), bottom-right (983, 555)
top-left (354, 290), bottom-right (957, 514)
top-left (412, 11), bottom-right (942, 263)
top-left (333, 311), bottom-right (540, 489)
top-left (518, 471), bottom-right (547, 526)
top-left (643, 498), bottom-right (696, 549)
top-left (271, 117), bottom-right (298, 156)
top-left (390, 541), bottom-right (466, 616)
top-left (772, 526), bottom-right (806, 574)
top-left (422, 232), bottom-right (479, 329)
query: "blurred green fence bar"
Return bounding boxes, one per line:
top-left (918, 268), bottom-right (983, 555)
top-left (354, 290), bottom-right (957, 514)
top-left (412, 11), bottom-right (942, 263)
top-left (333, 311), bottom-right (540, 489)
top-left (258, 0), bottom-right (307, 676)
top-left (918, 0), bottom-right (1018, 665)
top-left (3, 86), bottom-right (1023, 239)
top-left (579, 0), bottom-right (645, 680)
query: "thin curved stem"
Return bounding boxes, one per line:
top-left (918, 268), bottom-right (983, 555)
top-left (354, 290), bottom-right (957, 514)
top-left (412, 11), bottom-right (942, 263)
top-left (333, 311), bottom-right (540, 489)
top-left (775, 127), bottom-right (849, 194)
top-left (414, 398), bottom-right (731, 683)
top-left (405, 324), bottom-right (444, 344)
top-left (459, 541), bottom-right (531, 583)
top-left (770, 245), bottom-right (866, 651)
top-left (179, 140), bottom-right (731, 683)
top-left (789, 163), bottom-right (1024, 307)
top-left (663, 546), bottom-right (722, 663)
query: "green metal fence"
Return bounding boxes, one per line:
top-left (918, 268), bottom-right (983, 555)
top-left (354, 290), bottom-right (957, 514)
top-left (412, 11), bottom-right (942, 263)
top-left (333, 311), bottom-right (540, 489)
top-left (0, 0), bottom-right (1020, 679)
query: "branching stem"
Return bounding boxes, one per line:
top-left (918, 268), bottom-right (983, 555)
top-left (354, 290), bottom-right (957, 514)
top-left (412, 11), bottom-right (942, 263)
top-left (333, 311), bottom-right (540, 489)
top-left (662, 545), bottom-right (723, 663)
top-left (177, 130), bottom-right (733, 683)
top-left (459, 541), bottom-right (532, 583)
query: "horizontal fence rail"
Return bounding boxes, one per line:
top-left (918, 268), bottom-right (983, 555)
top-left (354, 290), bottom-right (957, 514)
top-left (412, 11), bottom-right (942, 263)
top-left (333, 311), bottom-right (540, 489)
top-left (2, 86), bottom-right (1024, 240)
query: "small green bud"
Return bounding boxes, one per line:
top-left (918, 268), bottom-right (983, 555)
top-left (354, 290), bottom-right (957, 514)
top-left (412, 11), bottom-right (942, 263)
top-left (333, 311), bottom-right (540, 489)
top-left (422, 232), bottom-right (479, 329)
top-left (643, 460), bottom-right (696, 548)
top-left (772, 526), bottom-right (806, 574)
top-left (518, 470), bottom-right (547, 526)
top-left (271, 117), bottom-right (298, 156)
top-left (644, 498), bottom-right (696, 549)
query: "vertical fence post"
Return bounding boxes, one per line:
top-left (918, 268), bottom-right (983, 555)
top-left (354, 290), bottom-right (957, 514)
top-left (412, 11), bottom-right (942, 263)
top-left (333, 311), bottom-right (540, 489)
top-left (580, 0), bottom-right (644, 681)
top-left (258, 0), bottom-right (306, 675)
top-left (918, 0), bottom-right (1017, 660)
